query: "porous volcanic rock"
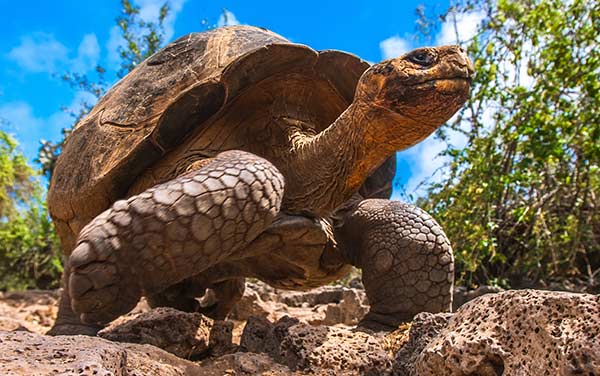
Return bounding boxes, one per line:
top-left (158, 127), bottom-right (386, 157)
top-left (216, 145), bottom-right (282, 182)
top-left (312, 287), bottom-right (369, 326)
top-left (0, 330), bottom-right (205, 375)
top-left (392, 312), bottom-right (452, 376)
top-left (231, 282), bottom-right (369, 326)
top-left (196, 352), bottom-right (297, 375)
top-left (229, 287), bottom-right (279, 321)
top-left (415, 289), bottom-right (600, 375)
top-left (278, 285), bottom-right (367, 307)
top-left (98, 307), bottom-right (213, 359)
top-left (208, 320), bottom-right (236, 356)
top-left (240, 315), bottom-right (392, 375)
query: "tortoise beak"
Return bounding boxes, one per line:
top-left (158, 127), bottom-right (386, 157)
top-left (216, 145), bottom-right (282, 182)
top-left (457, 46), bottom-right (475, 80)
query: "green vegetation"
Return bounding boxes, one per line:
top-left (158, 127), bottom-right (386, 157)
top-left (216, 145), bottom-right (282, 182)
top-left (0, 131), bottom-right (62, 290)
top-left (419, 0), bottom-right (599, 289)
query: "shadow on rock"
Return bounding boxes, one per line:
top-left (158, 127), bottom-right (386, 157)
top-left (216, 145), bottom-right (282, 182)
top-left (240, 315), bottom-right (392, 375)
top-left (99, 307), bottom-right (234, 359)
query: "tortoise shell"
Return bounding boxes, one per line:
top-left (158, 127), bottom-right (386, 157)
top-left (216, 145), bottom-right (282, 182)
top-left (48, 25), bottom-right (395, 252)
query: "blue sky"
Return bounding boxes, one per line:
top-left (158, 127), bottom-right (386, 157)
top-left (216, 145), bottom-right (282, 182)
top-left (0, 0), bottom-right (484, 198)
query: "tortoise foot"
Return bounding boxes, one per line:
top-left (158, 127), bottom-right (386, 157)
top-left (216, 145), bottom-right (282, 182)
top-left (68, 242), bottom-right (142, 326)
top-left (335, 199), bottom-right (455, 329)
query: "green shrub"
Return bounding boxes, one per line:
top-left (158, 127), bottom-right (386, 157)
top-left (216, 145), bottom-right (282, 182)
top-left (0, 131), bottom-right (62, 290)
top-left (419, 0), bottom-right (599, 288)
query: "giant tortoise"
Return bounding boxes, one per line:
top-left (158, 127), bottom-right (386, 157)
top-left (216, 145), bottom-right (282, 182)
top-left (47, 25), bottom-right (473, 335)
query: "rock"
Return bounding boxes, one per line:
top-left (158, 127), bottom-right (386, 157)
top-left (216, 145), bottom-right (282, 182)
top-left (452, 285), bottom-right (504, 310)
top-left (197, 352), bottom-right (297, 375)
top-left (0, 289), bottom-right (60, 307)
top-left (234, 282), bottom-right (369, 327)
top-left (0, 317), bottom-right (30, 332)
top-left (99, 307), bottom-right (213, 359)
top-left (229, 287), bottom-right (277, 321)
top-left (239, 315), bottom-right (300, 357)
top-left (5, 286), bottom-right (598, 376)
top-left (274, 285), bottom-right (369, 326)
top-left (245, 280), bottom-right (278, 302)
top-left (310, 288), bottom-right (369, 326)
top-left (0, 290), bottom-right (59, 334)
top-left (0, 330), bottom-right (204, 375)
top-left (209, 320), bottom-right (236, 356)
top-left (416, 289), bottom-right (600, 375)
top-left (392, 312), bottom-right (452, 376)
top-left (279, 285), bottom-right (366, 307)
top-left (240, 315), bottom-right (392, 375)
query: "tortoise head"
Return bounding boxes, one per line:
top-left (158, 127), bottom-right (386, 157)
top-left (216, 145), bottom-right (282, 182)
top-left (355, 45), bottom-right (474, 133)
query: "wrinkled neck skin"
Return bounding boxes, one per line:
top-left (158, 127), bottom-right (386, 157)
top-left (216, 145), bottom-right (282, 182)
top-left (283, 101), bottom-right (435, 217)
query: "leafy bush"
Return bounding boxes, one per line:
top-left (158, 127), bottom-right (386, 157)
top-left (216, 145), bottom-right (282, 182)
top-left (420, 0), bottom-right (599, 289)
top-left (0, 202), bottom-right (62, 290)
top-left (0, 131), bottom-right (62, 290)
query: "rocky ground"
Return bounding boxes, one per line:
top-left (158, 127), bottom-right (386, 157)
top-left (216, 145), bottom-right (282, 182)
top-left (0, 281), bottom-right (598, 375)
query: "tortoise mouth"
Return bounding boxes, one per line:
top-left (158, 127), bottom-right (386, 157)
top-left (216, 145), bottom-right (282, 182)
top-left (411, 75), bottom-right (472, 87)
top-left (409, 76), bottom-right (473, 97)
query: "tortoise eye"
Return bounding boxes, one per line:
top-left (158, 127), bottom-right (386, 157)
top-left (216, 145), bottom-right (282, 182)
top-left (408, 51), bottom-right (435, 67)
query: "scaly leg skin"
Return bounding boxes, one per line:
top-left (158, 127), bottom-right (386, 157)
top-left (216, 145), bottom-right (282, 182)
top-left (335, 199), bottom-right (454, 331)
top-left (64, 150), bottom-right (284, 329)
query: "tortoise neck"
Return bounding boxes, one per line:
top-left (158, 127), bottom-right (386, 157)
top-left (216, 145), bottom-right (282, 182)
top-left (283, 102), bottom-right (399, 216)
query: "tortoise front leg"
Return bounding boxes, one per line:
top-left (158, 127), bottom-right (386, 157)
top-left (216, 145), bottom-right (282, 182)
top-left (47, 269), bottom-right (104, 336)
top-left (335, 199), bottom-right (454, 331)
top-left (62, 150), bottom-right (283, 329)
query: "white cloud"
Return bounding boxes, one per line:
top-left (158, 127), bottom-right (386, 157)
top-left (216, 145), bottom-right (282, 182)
top-left (0, 91), bottom-right (98, 162)
top-left (500, 39), bottom-right (535, 89)
top-left (107, 0), bottom-right (188, 65)
top-left (0, 102), bottom-right (43, 132)
top-left (137, 0), bottom-right (187, 41)
top-left (399, 137), bottom-right (447, 198)
top-left (379, 36), bottom-right (412, 60)
top-left (7, 33), bottom-right (69, 73)
top-left (73, 34), bottom-right (100, 72)
top-left (0, 102), bottom-right (56, 160)
top-left (7, 33), bottom-right (100, 74)
top-left (217, 10), bottom-right (240, 27)
top-left (436, 10), bottom-right (486, 45)
top-left (106, 26), bottom-right (123, 65)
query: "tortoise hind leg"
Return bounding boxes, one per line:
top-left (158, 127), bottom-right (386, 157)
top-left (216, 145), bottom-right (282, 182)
top-left (63, 150), bottom-right (283, 328)
top-left (197, 278), bottom-right (245, 319)
top-left (145, 279), bottom-right (203, 313)
top-left (334, 199), bottom-right (454, 331)
top-left (146, 276), bottom-right (245, 320)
